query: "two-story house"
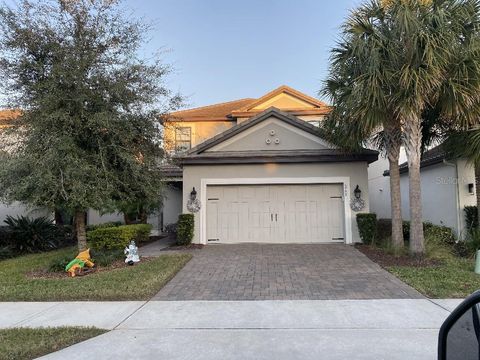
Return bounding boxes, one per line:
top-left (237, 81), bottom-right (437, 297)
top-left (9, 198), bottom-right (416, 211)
top-left (162, 85), bottom-right (378, 244)
top-left (1, 86), bottom-right (379, 244)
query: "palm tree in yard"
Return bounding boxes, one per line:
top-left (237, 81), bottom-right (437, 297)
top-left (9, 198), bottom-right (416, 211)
top-left (324, 0), bottom-right (480, 256)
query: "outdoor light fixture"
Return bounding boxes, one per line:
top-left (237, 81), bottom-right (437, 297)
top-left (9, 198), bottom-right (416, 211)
top-left (190, 187), bottom-right (197, 201)
top-left (354, 185), bottom-right (362, 199)
top-left (468, 183), bottom-right (475, 195)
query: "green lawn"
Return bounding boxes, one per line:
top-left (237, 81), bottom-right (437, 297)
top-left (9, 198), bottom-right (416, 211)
top-left (0, 248), bottom-right (192, 301)
top-left (0, 327), bottom-right (106, 360)
top-left (388, 258), bottom-right (480, 298)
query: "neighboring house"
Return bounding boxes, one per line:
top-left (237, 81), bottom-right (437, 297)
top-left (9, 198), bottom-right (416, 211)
top-left (165, 85), bottom-right (378, 244)
top-left (0, 110), bottom-right (51, 223)
top-left (368, 145), bottom-right (477, 238)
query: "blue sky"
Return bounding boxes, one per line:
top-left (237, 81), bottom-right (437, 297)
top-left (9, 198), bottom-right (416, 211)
top-left (121, 0), bottom-right (361, 108)
top-left (3, 0), bottom-right (362, 108)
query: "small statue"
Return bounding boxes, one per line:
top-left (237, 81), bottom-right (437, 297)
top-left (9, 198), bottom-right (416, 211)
top-left (65, 249), bottom-right (95, 277)
top-left (124, 240), bottom-right (140, 265)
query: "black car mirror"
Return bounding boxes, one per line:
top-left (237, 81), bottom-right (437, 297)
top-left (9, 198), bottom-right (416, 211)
top-left (438, 290), bottom-right (480, 360)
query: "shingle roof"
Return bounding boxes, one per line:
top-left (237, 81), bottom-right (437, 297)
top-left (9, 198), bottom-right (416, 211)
top-left (383, 144), bottom-right (447, 176)
top-left (159, 164), bottom-right (183, 178)
top-left (169, 98), bottom-right (256, 121)
top-left (179, 149), bottom-right (379, 165)
top-left (0, 110), bottom-right (20, 127)
top-left (398, 145), bottom-right (446, 174)
top-left (178, 107), bottom-right (378, 165)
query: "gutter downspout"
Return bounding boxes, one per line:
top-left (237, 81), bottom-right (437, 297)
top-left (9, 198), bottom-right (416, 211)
top-left (444, 159), bottom-right (462, 239)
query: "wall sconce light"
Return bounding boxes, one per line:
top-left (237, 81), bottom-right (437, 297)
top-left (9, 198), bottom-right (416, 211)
top-left (190, 187), bottom-right (197, 201)
top-left (468, 183), bottom-right (475, 195)
top-left (354, 185), bottom-right (362, 199)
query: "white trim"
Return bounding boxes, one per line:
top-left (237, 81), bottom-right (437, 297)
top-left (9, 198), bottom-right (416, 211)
top-left (200, 177), bottom-right (353, 245)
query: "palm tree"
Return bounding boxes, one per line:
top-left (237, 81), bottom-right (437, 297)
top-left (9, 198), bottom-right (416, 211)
top-left (324, 0), bottom-right (480, 256)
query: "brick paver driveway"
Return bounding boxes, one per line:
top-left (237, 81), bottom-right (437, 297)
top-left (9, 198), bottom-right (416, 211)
top-left (153, 244), bottom-right (422, 300)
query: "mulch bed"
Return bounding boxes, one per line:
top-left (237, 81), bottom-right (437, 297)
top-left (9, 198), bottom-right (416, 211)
top-left (355, 244), bottom-right (442, 268)
top-left (26, 257), bottom-right (155, 279)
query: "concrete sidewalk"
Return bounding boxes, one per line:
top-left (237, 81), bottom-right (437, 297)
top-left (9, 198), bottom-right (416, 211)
top-left (0, 299), bottom-right (462, 360)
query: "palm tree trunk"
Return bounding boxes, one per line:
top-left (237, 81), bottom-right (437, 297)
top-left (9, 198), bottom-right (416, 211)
top-left (75, 210), bottom-right (87, 251)
top-left (389, 156), bottom-right (404, 252)
top-left (404, 116), bottom-right (425, 256)
top-left (385, 127), bottom-right (403, 253)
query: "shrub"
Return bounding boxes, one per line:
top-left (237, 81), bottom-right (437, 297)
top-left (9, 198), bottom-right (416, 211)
top-left (48, 252), bottom-right (76, 272)
top-left (4, 215), bottom-right (63, 254)
top-left (176, 214), bottom-right (194, 246)
top-left (86, 221), bottom-right (123, 232)
top-left (87, 224), bottom-right (152, 251)
top-left (90, 248), bottom-right (124, 267)
top-left (465, 206), bottom-right (479, 231)
top-left (356, 213), bottom-right (377, 245)
top-left (465, 228), bottom-right (480, 255)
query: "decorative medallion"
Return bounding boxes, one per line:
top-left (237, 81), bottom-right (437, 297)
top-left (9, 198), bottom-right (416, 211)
top-left (350, 198), bottom-right (365, 212)
top-left (187, 198), bottom-right (201, 213)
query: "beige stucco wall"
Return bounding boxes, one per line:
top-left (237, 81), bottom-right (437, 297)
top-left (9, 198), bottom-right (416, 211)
top-left (182, 162), bottom-right (370, 244)
top-left (164, 120), bottom-right (235, 150)
top-left (207, 117), bottom-right (331, 152)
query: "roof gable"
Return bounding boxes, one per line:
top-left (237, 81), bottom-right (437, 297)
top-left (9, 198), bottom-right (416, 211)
top-left (231, 85), bottom-right (330, 116)
top-left (187, 108), bottom-right (336, 155)
top-left (207, 116), bottom-right (332, 152)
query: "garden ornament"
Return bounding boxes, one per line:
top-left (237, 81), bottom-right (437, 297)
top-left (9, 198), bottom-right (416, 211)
top-left (65, 249), bottom-right (95, 277)
top-left (124, 240), bottom-right (140, 265)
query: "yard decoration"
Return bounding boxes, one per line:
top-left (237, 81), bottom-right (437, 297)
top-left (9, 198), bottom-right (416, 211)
top-left (65, 249), bottom-right (95, 277)
top-left (124, 241), bottom-right (140, 265)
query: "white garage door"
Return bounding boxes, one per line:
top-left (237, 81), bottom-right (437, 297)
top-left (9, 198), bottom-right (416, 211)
top-left (206, 184), bottom-right (345, 244)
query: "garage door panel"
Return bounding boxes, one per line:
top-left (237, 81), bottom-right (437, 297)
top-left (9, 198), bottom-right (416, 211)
top-left (206, 184), bottom-right (345, 244)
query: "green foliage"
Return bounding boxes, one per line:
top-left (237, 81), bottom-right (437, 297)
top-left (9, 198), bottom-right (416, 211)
top-left (465, 206), bottom-right (479, 231)
top-left (90, 249), bottom-right (124, 267)
top-left (176, 214), bottom-right (194, 246)
top-left (87, 224), bottom-right (152, 251)
top-left (356, 213), bottom-right (377, 245)
top-left (465, 228), bottom-right (480, 256)
top-left (0, 327), bottom-right (107, 360)
top-left (86, 222), bottom-right (123, 232)
top-left (0, 247), bottom-right (192, 301)
top-left (48, 252), bottom-right (76, 273)
top-left (0, 0), bottom-right (182, 248)
top-left (3, 215), bottom-right (65, 254)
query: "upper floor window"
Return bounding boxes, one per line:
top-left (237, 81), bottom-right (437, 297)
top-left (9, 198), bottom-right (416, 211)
top-left (175, 127), bottom-right (192, 153)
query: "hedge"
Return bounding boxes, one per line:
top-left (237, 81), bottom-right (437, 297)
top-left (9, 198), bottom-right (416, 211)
top-left (176, 214), bottom-right (194, 246)
top-left (356, 213), bottom-right (377, 245)
top-left (87, 224), bottom-right (152, 251)
top-left (86, 221), bottom-right (123, 232)
top-left (465, 206), bottom-right (479, 231)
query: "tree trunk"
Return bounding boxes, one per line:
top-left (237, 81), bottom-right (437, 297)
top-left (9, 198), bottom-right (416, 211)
top-left (139, 207), bottom-right (148, 224)
top-left (54, 209), bottom-right (64, 226)
top-left (124, 213), bottom-right (133, 225)
top-left (385, 126), bottom-right (403, 253)
top-left (404, 116), bottom-right (425, 256)
top-left (389, 157), bottom-right (404, 253)
top-left (75, 210), bottom-right (87, 251)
